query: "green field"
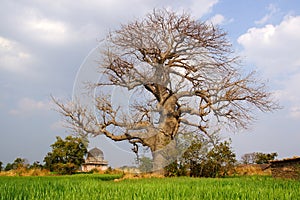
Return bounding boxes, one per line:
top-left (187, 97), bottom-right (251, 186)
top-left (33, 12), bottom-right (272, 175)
top-left (0, 174), bottom-right (299, 200)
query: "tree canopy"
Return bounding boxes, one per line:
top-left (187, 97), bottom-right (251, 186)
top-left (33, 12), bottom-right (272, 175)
top-left (44, 136), bottom-right (87, 174)
top-left (54, 9), bottom-right (279, 172)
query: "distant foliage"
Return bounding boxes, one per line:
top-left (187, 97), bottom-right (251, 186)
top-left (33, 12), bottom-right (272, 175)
top-left (4, 163), bottom-right (13, 171)
top-left (43, 136), bottom-right (87, 174)
top-left (241, 152), bottom-right (278, 164)
top-left (255, 152), bottom-right (278, 164)
top-left (4, 158), bottom-right (29, 171)
top-left (29, 161), bottom-right (43, 169)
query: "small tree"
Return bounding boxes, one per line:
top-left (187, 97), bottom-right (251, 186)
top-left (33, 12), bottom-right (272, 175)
top-left (255, 152), bottom-right (278, 164)
top-left (44, 136), bottom-right (87, 174)
top-left (0, 161), bottom-right (2, 172)
top-left (203, 141), bottom-right (236, 177)
top-left (241, 152), bottom-right (257, 164)
top-left (181, 135), bottom-right (210, 175)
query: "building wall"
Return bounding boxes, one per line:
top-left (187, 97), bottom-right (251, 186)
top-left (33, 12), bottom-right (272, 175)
top-left (270, 159), bottom-right (300, 179)
top-left (82, 164), bottom-right (108, 172)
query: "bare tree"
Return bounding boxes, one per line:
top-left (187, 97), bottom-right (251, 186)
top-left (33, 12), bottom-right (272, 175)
top-left (241, 153), bottom-right (257, 164)
top-left (54, 9), bottom-right (278, 172)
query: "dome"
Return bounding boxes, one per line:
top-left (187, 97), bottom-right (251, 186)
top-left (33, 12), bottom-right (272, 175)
top-left (87, 147), bottom-right (104, 161)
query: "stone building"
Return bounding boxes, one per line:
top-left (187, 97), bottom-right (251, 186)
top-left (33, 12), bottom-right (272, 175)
top-left (81, 147), bottom-right (108, 172)
top-left (270, 157), bottom-right (300, 179)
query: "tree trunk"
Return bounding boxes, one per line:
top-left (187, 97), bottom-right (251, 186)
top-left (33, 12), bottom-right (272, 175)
top-left (151, 137), bottom-right (177, 174)
top-left (147, 92), bottom-right (180, 174)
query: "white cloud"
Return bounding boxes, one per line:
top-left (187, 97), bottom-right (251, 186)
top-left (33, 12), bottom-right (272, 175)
top-left (238, 15), bottom-right (300, 77)
top-left (289, 106), bottom-right (300, 119)
top-left (238, 15), bottom-right (300, 119)
top-left (209, 14), bottom-right (225, 25)
top-left (189, 0), bottom-right (219, 18)
top-left (2, 0), bottom-right (220, 49)
top-left (255, 4), bottom-right (279, 25)
top-left (9, 98), bottom-right (51, 116)
top-left (274, 72), bottom-right (300, 119)
top-left (207, 14), bottom-right (234, 26)
top-left (0, 36), bottom-right (33, 73)
top-left (18, 6), bottom-right (72, 45)
top-left (26, 18), bottom-right (69, 44)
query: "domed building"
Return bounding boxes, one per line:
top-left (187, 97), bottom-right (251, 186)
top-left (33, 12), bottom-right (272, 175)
top-left (81, 147), bottom-right (108, 172)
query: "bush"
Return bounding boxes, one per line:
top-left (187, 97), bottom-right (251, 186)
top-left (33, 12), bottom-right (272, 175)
top-left (165, 140), bottom-right (236, 178)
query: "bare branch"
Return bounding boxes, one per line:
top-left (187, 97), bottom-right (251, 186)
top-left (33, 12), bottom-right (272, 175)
top-left (53, 9), bottom-right (279, 170)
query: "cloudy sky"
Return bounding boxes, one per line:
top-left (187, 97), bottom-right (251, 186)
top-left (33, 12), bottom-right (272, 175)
top-left (1, 0), bottom-right (299, 167)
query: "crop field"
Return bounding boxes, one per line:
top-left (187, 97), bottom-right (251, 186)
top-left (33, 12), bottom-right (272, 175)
top-left (0, 174), bottom-right (299, 200)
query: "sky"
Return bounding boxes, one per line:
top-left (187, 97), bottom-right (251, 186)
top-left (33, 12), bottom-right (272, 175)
top-left (1, 0), bottom-right (300, 167)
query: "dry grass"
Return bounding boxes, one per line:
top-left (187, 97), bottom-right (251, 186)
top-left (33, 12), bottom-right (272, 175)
top-left (0, 168), bottom-right (50, 176)
top-left (234, 164), bottom-right (271, 176)
top-left (114, 172), bottom-right (164, 182)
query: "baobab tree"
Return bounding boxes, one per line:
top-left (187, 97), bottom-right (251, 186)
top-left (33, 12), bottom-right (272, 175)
top-left (54, 9), bottom-right (278, 172)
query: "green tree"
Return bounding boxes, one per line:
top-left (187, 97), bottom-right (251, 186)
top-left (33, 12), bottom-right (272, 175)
top-left (164, 160), bottom-right (187, 177)
top-left (0, 161), bottom-right (2, 172)
top-left (202, 141), bottom-right (236, 177)
top-left (181, 136), bottom-right (210, 176)
top-left (43, 135), bottom-right (87, 174)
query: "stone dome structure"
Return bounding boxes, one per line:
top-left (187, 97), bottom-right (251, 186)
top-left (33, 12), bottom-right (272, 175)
top-left (81, 147), bottom-right (108, 172)
top-left (87, 147), bottom-right (104, 162)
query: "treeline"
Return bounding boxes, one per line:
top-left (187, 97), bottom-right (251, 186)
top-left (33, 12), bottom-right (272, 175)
top-left (241, 152), bottom-right (278, 164)
top-left (0, 135), bottom-right (278, 177)
top-left (0, 158), bottom-right (43, 172)
top-left (0, 135), bottom-right (87, 175)
top-left (138, 135), bottom-right (278, 178)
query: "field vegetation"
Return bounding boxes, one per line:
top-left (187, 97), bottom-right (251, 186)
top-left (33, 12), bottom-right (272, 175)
top-left (1, 174), bottom-right (299, 200)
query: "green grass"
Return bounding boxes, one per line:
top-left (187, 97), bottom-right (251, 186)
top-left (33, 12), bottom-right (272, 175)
top-left (0, 175), bottom-right (299, 200)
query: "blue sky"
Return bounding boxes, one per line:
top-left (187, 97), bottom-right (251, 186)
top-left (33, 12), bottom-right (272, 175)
top-left (1, 0), bottom-right (300, 167)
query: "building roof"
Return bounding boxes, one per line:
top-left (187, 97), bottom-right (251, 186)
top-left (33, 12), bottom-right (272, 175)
top-left (88, 147), bottom-right (104, 158)
top-left (270, 156), bottom-right (300, 163)
top-left (85, 147), bottom-right (106, 164)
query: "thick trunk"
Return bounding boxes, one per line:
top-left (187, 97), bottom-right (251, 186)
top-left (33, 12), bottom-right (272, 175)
top-left (151, 137), bottom-right (177, 173)
top-left (146, 93), bottom-right (180, 173)
top-left (143, 83), bottom-right (181, 173)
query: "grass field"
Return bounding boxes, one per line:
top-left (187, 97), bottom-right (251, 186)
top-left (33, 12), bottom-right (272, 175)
top-left (0, 174), bottom-right (299, 200)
